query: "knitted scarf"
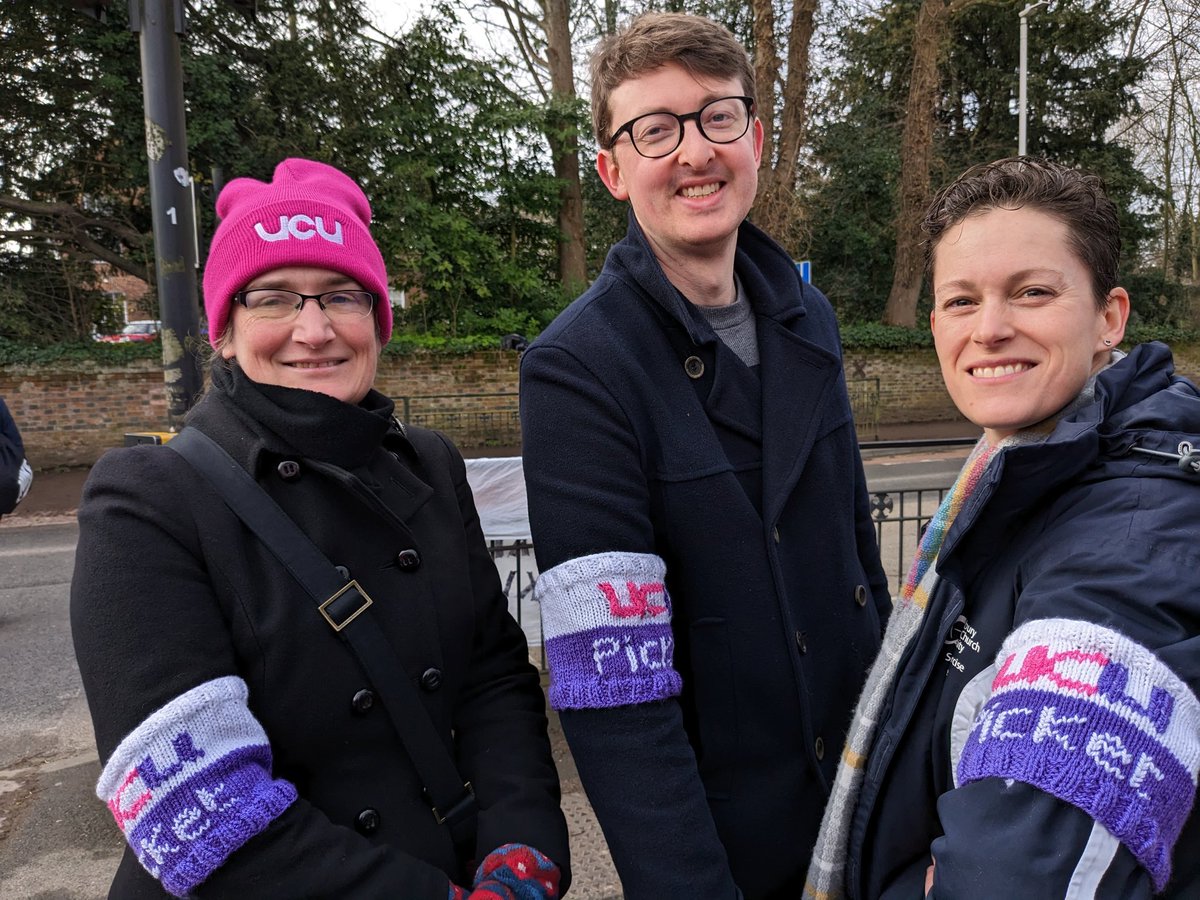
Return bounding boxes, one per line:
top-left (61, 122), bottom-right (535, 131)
top-left (802, 436), bottom-right (995, 900)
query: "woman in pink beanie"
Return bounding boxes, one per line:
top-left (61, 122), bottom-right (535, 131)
top-left (70, 158), bottom-right (570, 898)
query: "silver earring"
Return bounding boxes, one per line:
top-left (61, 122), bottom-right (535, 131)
top-left (1104, 339), bottom-right (1113, 346)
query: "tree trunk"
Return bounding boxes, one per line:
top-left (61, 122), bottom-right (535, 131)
top-left (882, 0), bottom-right (951, 327)
top-left (751, 0), bottom-right (778, 197)
top-left (1191, 210), bottom-right (1198, 283)
top-left (543, 0), bottom-right (587, 290)
top-left (749, 0), bottom-right (817, 255)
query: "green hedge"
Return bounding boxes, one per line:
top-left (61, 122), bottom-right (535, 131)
top-left (4, 324), bottom-right (1198, 367)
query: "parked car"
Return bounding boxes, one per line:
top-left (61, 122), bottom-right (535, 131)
top-left (95, 320), bottom-right (160, 343)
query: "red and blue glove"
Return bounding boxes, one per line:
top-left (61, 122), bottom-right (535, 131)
top-left (448, 843), bottom-right (561, 900)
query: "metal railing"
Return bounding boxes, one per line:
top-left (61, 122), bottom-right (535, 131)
top-left (848, 377), bottom-right (881, 440)
top-left (485, 538), bottom-right (544, 668)
top-left (398, 393), bottom-right (521, 448)
top-left (868, 486), bottom-right (947, 595)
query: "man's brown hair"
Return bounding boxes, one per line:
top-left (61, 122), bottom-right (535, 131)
top-left (590, 12), bottom-right (755, 148)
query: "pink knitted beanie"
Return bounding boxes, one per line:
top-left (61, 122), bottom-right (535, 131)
top-left (202, 158), bottom-right (392, 347)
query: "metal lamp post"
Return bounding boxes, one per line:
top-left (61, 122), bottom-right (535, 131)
top-left (1018, 0), bottom-right (1050, 156)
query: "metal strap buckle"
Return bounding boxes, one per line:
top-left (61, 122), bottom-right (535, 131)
top-left (430, 782), bottom-right (475, 826)
top-left (318, 580), bottom-right (374, 632)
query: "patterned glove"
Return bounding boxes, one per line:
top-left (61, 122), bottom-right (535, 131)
top-left (447, 843), bottom-right (561, 900)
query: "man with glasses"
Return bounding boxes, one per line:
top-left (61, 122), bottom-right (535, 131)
top-left (520, 12), bottom-right (888, 899)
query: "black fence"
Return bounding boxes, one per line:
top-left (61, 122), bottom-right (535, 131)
top-left (398, 393), bottom-right (521, 448)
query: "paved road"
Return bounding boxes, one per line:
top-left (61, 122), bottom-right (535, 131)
top-left (0, 523), bottom-right (119, 899)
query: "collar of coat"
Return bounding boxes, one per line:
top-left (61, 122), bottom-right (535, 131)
top-left (602, 210), bottom-right (810, 347)
top-left (186, 362), bottom-right (408, 475)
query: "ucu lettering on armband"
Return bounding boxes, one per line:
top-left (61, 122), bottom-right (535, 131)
top-left (957, 619), bottom-right (1200, 892)
top-left (97, 676), bottom-right (297, 897)
top-left (535, 552), bottom-right (683, 710)
top-left (253, 214), bottom-right (344, 244)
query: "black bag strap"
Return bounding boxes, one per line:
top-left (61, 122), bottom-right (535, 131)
top-left (167, 427), bottom-right (478, 843)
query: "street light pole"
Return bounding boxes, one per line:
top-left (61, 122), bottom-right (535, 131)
top-left (129, 0), bottom-right (203, 427)
top-left (1018, 0), bottom-right (1050, 156)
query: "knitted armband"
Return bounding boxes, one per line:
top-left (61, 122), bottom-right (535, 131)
top-left (957, 619), bottom-right (1200, 891)
top-left (536, 551), bottom-right (682, 710)
top-left (96, 676), bottom-right (298, 897)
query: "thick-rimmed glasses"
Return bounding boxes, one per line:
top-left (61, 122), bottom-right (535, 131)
top-left (607, 96), bottom-right (755, 159)
top-left (233, 289), bottom-right (377, 321)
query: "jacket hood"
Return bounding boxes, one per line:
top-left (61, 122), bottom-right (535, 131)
top-left (995, 342), bottom-right (1200, 494)
top-left (1096, 342), bottom-right (1200, 455)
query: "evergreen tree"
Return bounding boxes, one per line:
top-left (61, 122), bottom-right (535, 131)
top-left (0, 1), bottom-right (563, 344)
top-left (807, 0), bottom-right (1156, 325)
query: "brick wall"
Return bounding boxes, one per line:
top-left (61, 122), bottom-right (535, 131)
top-left (842, 348), bottom-right (957, 428)
top-left (1, 352), bottom-right (525, 468)
top-left (4, 342), bottom-right (1198, 469)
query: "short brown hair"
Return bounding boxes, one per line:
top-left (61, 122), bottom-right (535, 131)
top-left (590, 12), bottom-right (756, 148)
top-left (922, 157), bottom-right (1121, 309)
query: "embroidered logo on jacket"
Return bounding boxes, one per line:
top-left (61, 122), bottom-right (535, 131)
top-left (944, 614), bottom-right (983, 673)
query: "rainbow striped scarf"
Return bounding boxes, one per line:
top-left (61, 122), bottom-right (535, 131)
top-left (899, 439), bottom-right (996, 609)
top-left (803, 436), bottom-right (995, 899)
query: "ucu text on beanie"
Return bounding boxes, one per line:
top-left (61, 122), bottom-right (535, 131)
top-left (201, 158), bottom-right (392, 347)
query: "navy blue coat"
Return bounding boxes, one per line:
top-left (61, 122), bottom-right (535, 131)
top-left (521, 216), bottom-right (889, 898)
top-left (848, 343), bottom-right (1200, 899)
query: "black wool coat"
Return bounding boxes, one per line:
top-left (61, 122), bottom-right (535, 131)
top-left (71, 366), bottom-right (568, 898)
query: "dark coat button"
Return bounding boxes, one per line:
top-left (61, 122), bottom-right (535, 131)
top-left (815, 736), bottom-right (825, 760)
top-left (854, 584), bottom-right (869, 607)
top-left (795, 630), bottom-right (807, 655)
top-left (396, 549), bottom-right (421, 570)
top-left (683, 356), bottom-right (705, 379)
top-left (351, 689), bottom-right (375, 714)
top-left (420, 667), bottom-right (443, 691)
top-left (355, 808), bottom-right (380, 834)
top-left (276, 460), bottom-right (301, 480)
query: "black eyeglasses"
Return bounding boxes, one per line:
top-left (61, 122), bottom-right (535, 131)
top-left (234, 288), bottom-right (377, 321)
top-left (608, 96), bottom-right (755, 159)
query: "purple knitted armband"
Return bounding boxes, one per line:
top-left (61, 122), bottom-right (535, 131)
top-left (957, 618), bottom-right (1200, 891)
top-left (536, 551), bottom-right (682, 710)
top-left (96, 676), bottom-right (298, 897)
